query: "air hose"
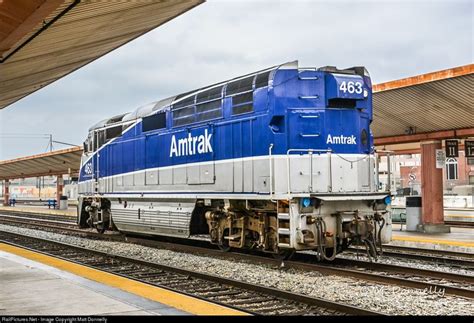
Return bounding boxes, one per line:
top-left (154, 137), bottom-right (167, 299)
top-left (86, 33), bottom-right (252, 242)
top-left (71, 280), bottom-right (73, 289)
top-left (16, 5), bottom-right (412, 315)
top-left (374, 217), bottom-right (385, 255)
top-left (316, 218), bottom-right (337, 261)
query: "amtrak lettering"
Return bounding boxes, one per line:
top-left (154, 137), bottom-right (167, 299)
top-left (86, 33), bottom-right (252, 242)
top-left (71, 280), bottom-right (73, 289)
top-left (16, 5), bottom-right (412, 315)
top-left (326, 134), bottom-right (357, 145)
top-left (170, 129), bottom-right (213, 157)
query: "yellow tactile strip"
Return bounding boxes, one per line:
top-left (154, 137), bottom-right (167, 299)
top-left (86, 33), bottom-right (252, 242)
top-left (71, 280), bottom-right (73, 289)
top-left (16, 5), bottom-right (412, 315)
top-left (392, 236), bottom-right (474, 248)
top-left (0, 243), bottom-right (247, 316)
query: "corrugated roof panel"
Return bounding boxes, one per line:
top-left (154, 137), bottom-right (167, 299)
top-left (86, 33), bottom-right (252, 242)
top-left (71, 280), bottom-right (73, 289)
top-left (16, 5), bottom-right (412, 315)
top-left (0, 147), bottom-right (83, 179)
top-left (0, 0), bottom-right (204, 109)
top-left (372, 73), bottom-right (473, 138)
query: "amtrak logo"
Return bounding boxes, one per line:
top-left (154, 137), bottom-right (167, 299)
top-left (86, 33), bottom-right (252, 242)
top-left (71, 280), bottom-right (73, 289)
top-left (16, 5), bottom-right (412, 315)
top-left (326, 134), bottom-right (357, 145)
top-left (84, 162), bottom-right (93, 175)
top-left (170, 129), bottom-right (213, 157)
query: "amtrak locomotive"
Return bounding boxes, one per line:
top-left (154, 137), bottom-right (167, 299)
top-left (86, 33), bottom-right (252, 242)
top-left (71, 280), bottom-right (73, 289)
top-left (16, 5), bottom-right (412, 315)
top-left (78, 61), bottom-right (392, 260)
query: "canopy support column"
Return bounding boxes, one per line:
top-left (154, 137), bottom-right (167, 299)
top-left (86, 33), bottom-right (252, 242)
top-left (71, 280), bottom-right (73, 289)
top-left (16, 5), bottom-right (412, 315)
top-left (56, 175), bottom-right (63, 207)
top-left (3, 180), bottom-right (9, 206)
top-left (418, 140), bottom-right (450, 233)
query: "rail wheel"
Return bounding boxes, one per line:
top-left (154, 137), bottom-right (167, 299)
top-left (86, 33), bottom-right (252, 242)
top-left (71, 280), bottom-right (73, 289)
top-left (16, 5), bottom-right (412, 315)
top-left (217, 228), bottom-right (231, 252)
top-left (217, 239), bottom-right (231, 252)
top-left (95, 222), bottom-right (108, 234)
top-left (272, 248), bottom-right (295, 260)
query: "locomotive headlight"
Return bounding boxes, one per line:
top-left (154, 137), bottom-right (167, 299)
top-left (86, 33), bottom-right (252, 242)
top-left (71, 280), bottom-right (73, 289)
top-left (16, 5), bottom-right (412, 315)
top-left (373, 196), bottom-right (391, 210)
top-left (302, 197), bottom-right (311, 208)
top-left (300, 197), bottom-right (315, 213)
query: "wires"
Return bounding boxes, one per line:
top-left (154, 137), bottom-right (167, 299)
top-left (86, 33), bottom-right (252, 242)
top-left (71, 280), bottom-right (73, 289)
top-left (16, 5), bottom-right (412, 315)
top-left (0, 133), bottom-right (78, 153)
top-left (0, 133), bottom-right (51, 138)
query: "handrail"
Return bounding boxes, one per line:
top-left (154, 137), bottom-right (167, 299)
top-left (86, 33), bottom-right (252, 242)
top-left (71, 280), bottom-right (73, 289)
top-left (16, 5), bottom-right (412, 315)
top-left (375, 149), bottom-right (395, 193)
top-left (328, 150), bottom-right (332, 192)
top-left (268, 144), bottom-right (275, 201)
top-left (286, 148), bottom-right (332, 196)
top-left (374, 151), bottom-right (380, 190)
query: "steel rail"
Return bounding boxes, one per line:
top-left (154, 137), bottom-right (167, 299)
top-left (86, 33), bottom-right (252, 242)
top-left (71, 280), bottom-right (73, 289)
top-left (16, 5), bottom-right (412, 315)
top-left (0, 211), bottom-right (77, 223)
top-left (0, 215), bottom-right (76, 226)
top-left (346, 247), bottom-right (474, 268)
top-left (371, 245), bottom-right (474, 260)
top-left (0, 217), bottom-right (121, 240)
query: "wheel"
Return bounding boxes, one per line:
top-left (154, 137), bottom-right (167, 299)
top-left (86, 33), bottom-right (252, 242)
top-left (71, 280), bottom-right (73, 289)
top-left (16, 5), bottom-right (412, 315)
top-left (95, 222), bottom-right (108, 234)
top-left (217, 239), bottom-right (231, 252)
top-left (216, 229), bottom-right (231, 252)
top-left (324, 247), bottom-right (335, 258)
top-left (272, 249), bottom-right (295, 260)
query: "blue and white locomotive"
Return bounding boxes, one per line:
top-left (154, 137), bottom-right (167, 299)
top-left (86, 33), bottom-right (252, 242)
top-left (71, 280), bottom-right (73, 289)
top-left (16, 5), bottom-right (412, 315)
top-left (78, 61), bottom-right (391, 260)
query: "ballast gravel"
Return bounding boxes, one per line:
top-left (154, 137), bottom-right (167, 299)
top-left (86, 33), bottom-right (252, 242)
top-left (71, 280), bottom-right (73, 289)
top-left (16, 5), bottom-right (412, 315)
top-left (1, 224), bottom-right (473, 316)
top-left (336, 252), bottom-right (474, 277)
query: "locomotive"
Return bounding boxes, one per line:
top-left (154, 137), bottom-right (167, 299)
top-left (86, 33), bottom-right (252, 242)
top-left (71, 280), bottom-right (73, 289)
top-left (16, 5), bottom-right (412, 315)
top-left (78, 61), bottom-right (392, 260)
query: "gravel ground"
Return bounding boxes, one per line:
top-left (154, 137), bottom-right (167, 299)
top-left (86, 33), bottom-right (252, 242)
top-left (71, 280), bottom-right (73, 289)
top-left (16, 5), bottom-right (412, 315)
top-left (1, 224), bottom-right (473, 316)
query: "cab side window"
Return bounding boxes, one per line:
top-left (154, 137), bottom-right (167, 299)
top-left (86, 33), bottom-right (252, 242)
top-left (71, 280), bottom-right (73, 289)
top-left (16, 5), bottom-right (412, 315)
top-left (142, 112), bottom-right (167, 132)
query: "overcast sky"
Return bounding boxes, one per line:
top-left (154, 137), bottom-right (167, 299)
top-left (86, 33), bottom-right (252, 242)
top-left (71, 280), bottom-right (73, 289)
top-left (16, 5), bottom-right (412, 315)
top-left (0, 0), bottom-right (472, 160)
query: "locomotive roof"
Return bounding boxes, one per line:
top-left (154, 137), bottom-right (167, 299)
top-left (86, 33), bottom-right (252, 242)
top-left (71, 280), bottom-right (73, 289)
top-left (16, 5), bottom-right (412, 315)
top-left (88, 61), bottom-right (367, 132)
top-left (88, 62), bottom-right (285, 131)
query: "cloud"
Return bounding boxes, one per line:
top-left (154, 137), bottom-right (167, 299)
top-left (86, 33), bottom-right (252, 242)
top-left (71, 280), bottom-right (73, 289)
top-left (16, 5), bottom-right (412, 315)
top-left (0, 0), bottom-right (472, 160)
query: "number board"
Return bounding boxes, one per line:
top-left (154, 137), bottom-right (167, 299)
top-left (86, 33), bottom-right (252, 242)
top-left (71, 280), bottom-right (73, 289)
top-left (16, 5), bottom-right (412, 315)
top-left (445, 140), bottom-right (459, 158)
top-left (466, 140), bottom-right (474, 158)
top-left (326, 74), bottom-right (365, 100)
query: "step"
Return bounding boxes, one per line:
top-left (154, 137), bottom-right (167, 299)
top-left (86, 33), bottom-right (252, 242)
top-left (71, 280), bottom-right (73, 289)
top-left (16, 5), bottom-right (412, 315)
top-left (224, 233), bottom-right (241, 241)
top-left (277, 213), bottom-right (290, 220)
top-left (278, 228), bottom-right (290, 235)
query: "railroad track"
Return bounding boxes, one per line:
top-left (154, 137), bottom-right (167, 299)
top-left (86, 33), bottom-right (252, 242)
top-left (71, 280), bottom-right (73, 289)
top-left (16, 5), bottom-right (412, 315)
top-left (367, 244), bottom-right (474, 259)
top-left (0, 230), bottom-right (380, 316)
top-left (346, 246), bottom-right (474, 269)
top-left (311, 257), bottom-right (474, 298)
top-left (445, 221), bottom-right (474, 228)
top-left (0, 211), bottom-right (76, 224)
top-left (1, 214), bottom-right (473, 299)
top-left (0, 215), bottom-right (76, 227)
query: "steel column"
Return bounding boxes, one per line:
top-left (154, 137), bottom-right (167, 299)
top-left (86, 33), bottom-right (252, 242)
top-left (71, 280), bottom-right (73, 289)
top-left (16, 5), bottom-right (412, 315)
top-left (3, 180), bottom-right (9, 206)
top-left (56, 175), bottom-right (63, 206)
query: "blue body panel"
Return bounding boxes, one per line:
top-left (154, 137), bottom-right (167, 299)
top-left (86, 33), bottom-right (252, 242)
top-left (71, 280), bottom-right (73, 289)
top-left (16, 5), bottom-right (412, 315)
top-left (80, 67), bottom-right (373, 183)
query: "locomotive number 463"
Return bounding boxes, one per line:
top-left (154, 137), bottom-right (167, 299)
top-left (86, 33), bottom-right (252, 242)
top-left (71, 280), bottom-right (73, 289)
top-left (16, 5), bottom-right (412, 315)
top-left (339, 81), bottom-right (363, 94)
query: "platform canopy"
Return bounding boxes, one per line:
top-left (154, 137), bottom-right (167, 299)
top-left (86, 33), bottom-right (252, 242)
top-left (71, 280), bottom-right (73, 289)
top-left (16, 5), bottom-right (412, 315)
top-left (0, 146), bottom-right (83, 180)
top-left (372, 64), bottom-right (473, 145)
top-left (0, 0), bottom-right (203, 109)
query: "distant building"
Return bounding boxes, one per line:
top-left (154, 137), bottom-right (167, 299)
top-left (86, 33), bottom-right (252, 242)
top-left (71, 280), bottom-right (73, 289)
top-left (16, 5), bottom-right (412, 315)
top-left (378, 152), bottom-right (474, 196)
top-left (0, 175), bottom-right (76, 199)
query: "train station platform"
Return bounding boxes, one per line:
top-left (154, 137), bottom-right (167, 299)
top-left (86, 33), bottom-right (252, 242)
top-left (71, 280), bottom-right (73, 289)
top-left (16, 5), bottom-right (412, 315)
top-left (389, 223), bottom-right (474, 253)
top-left (0, 204), bottom-right (77, 217)
top-left (0, 243), bottom-right (244, 316)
